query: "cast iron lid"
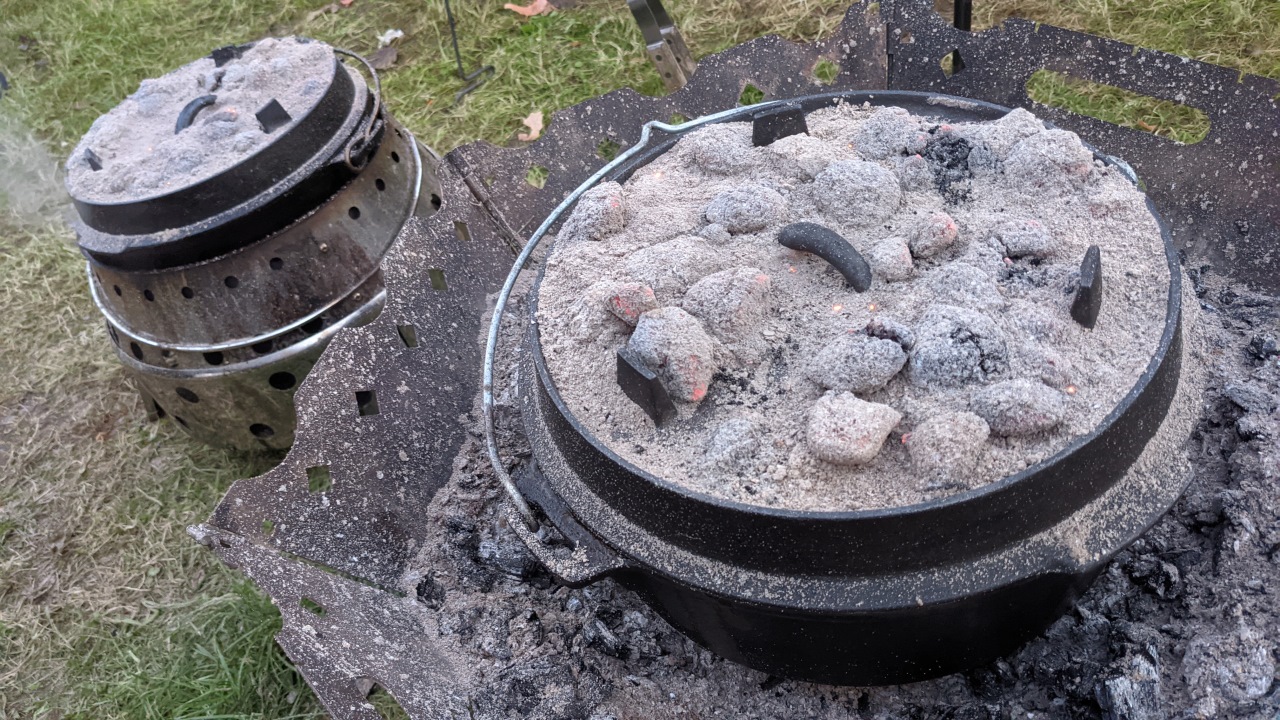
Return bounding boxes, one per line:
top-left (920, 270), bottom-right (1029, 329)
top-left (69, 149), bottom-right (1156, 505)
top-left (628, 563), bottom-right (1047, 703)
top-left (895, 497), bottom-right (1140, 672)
top-left (68, 39), bottom-right (375, 271)
top-left (525, 90), bottom-right (1184, 579)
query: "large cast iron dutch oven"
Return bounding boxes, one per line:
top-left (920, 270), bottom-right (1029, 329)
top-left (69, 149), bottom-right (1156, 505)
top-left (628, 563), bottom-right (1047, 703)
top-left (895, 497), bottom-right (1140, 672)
top-left (510, 90), bottom-right (1186, 685)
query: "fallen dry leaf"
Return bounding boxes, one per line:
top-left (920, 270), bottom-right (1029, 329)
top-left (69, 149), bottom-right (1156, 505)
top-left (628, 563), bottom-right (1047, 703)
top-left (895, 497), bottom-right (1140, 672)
top-left (369, 46), bottom-right (398, 70)
top-left (517, 110), bottom-right (544, 142)
top-left (504, 0), bottom-right (553, 17)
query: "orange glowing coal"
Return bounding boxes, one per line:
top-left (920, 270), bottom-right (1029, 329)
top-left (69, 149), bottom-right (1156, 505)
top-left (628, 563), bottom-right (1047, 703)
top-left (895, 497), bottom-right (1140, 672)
top-left (832, 304), bottom-right (844, 313)
top-left (1065, 384), bottom-right (1079, 395)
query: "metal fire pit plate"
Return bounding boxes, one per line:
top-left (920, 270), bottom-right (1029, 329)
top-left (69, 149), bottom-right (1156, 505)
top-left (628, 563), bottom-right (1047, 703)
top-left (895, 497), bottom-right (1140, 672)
top-left (191, 1), bottom-right (1279, 716)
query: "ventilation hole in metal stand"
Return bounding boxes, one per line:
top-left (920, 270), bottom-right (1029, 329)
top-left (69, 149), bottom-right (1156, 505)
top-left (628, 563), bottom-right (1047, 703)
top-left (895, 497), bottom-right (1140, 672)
top-left (430, 194), bottom-right (442, 210)
top-left (250, 423), bottom-right (274, 438)
top-left (375, 178), bottom-right (386, 191)
top-left (181, 286), bottom-right (195, 299)
top-left (307, 465), bottom-right (333, 493)
top-left (269, 257), bottom-right (284, 270)
top-left (252, 340), bottom-right (274, 354)
top-left (597, 138), bottom-right (621, 161)
top-left (299, 597), bottom-right (325, 615)
top-left (397, 324), bottom-right (418, 348)
top-left (738, 84), bottom-right (764, 105)
top-left (1025, 69), bottom-right (1211, 144)
top-left (224, 275), bottom-right (240, 289)
top-left (390, 151), bottom-right (400, 163)
top-left (175, 387), bottom-right (199, 403)
top-left (348, 206), bottom-right (361, 220)
top-left (356, 390), bottom-right (380, 417)
top-left (526, 165), bottom-right (548, 189)
top-left (454, 221), bottom-right (470, 243)
top-left (812, 58), bottom-right (838, 85)
top-left (428, 268), bottom-right (447, 291)
top-left (174, 416), bottom-right (189, 428)
top-left (940, 49), bottom-right (966, 78)
top-left (203, 351), bottom-right (224, 366)
top-left (143, 289), bottom-right (155, 301)
top-left (130, 342), bottom-right (144, 360)
top-left (269, 371), bottom-right (296, 390)
top-left (113, 285), bottom-right (122, 296)
top-left (301, 317), bottom-right (325, 334)
top-left (153, 401), bottom-right (167, 419)
top-left (366, 683), bottom-right (408, 720)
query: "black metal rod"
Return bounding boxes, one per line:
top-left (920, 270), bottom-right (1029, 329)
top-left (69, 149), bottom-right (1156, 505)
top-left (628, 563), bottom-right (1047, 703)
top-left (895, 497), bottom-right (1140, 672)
top-left (954, 0), bottom-right (973, 31)
top-left (444, 0), bottom-right (466, 78)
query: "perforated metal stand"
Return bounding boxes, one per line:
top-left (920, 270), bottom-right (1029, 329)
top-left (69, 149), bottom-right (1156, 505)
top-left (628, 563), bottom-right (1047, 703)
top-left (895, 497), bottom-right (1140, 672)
top-left (191, 1), bottom-right (1279, 715)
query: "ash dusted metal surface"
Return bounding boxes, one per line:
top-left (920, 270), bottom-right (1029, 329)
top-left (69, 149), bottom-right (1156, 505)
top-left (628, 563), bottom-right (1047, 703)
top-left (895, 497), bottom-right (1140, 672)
top-left (197, 1), bottom-right (1278, 715)
top-left (885, 0), bottom-right (1280, 294)
top-left (93, 118), bottom-right (436, 451)
top-left (88, 124), bottom-right (421, 349)
top-left (208, 157), bottom-right (516, 588)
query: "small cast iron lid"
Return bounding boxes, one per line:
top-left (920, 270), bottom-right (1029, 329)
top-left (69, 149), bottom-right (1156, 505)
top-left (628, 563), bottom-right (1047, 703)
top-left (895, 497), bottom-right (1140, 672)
top-left (66, 37), bottom-right (361, 259)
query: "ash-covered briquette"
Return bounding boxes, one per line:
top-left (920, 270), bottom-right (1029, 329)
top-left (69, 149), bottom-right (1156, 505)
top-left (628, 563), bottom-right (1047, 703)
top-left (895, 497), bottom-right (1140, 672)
top-left (536, 101), bottom-right (1170, 511)
top-left (65, 37), bottom-right (335, 203)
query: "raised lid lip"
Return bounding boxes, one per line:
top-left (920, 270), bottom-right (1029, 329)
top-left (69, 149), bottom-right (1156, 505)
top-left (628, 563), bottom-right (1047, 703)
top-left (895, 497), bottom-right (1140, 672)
top-left (69, 42), bottom-right (361, 243)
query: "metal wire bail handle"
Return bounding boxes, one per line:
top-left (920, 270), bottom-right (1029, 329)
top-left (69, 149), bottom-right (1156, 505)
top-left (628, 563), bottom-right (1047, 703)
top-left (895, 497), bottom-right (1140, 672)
top-left (481, 100), bottom-right (792, 533)
top-left (334, 48), bottom-right (384, 172)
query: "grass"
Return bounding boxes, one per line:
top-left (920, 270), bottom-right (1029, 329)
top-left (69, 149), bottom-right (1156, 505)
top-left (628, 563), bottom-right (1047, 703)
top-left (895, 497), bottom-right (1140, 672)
top-left (953, 0), bottom-right (1280, 143)
top-left (0, 0), bottom-right (1275, 717)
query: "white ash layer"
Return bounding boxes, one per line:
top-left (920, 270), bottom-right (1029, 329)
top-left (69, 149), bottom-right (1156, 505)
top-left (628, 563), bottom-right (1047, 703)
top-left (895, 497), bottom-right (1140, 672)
top-left (66, 37), bottom-right (336, 203)
top-left (536, 101), bottom-right (1170, 511)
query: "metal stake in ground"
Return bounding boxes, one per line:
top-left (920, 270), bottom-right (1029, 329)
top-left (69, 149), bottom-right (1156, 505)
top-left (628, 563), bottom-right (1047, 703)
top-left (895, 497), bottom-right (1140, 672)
top-left (443, 0), bottom-right (494, 105)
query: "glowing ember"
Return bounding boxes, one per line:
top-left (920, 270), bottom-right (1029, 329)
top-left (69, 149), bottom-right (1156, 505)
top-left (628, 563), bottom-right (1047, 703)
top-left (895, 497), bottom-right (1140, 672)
top-left (788, 265), bottom-right (797, 273)
top-left (867, 303), bottom-right (878, 312)
top-left (832, 304), bottom-right (844, 313)
top-left (1065, 384), bottom-right (1078, 395)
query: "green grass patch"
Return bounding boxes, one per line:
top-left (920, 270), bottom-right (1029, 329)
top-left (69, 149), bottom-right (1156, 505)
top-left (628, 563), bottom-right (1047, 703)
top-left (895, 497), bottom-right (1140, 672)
top-left (66, 581), bottom-right (316, 720)
top-left (1026, 69), bottom-right (1211, 144)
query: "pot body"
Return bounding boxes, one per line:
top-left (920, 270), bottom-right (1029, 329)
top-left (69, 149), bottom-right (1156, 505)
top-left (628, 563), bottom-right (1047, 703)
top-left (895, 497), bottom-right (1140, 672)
top-left (516, 90), bottom-right (1187, 684)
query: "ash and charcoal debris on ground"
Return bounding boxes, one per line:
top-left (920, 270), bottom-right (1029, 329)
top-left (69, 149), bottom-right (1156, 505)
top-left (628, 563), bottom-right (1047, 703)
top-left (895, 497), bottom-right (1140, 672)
top-left (393, 271), bottom-right (1278, 720)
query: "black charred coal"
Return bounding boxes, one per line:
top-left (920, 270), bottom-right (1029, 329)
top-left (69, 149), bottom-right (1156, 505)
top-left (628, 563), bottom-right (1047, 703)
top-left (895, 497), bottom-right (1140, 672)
top-left (923, 128), bottom-right (974, 201)
top-left (616, 346), bottom-right (678, 426)
top-left (1072, 245), bottom-right (1104, 329)
top-left (776, 222), bottom-right (872, 291)
top-left (1247, 335), bottom-right (1278, 363)
top-left (751, 104), bottom-right (808, 146)
top-left (209, 42), bottom-right (251, 67)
